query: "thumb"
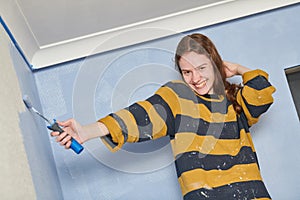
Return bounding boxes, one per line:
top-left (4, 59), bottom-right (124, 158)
top-left (57, 119), bottom-right (74, 128)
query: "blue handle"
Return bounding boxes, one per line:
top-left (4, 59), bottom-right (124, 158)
top-left (47, 119), bottom-right (84, 154)
top-left (70, 138), bottom-right (84, 154)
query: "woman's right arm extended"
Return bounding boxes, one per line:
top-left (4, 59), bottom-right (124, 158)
top-left (50, 119), bottom-right (109, 149)
top-left (51, 81), bottom-right (182, 151)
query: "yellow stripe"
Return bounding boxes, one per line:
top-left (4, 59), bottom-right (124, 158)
top-left (99, 116), bottom-right (125, 152)
top-left (242, 69), bottom-right (269, 84)
top-left (197, 94), bottom-right (225, 102)
top-left (137, 101), bottom-right (167, 139)
top-left (157, 83), bottom-right (237, 123)
top-left (178, 98), bottom-right (236, 123)
top-left (115, 109), bottom-right (139, 143)
top-left (253, 198), bottom-right (271, 200)
top-left (99, 116), bottom-right (123, 143)
top-left (242, 86), bottom-right (275, 106)
top-left (155, 86), bottom-right (180, 117)
top-left (171, 80), bottom-right (186, 84)
top-left (171, 130), bottom-right (254, 157)
top-left (178, 163), bottom-right (262, 196)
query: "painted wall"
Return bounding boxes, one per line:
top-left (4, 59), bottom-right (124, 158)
top-left (0, 20), bottom-right (63, 199)
top-left (12, 47), bottom-right (64, 199)
top-left (32, 4), bottom-right (300, 200)
top-left (0, 22), bottom-right (36, 200)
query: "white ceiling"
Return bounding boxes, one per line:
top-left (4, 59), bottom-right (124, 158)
top-left (1, 0), bottom-right (299, 69)
top-left (16, 0), bottom-right (227, 47)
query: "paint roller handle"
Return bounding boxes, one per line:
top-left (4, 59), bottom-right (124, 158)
top-left (47, 120), bottom-right (84, 154)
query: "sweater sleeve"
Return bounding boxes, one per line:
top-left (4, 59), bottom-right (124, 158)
top-left (236, 69), bottom-right (276, 127)
top-left (98, 81), bottom-right (181, 152)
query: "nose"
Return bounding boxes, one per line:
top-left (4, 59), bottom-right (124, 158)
top-left (191, 70), bottom-right (202, 84)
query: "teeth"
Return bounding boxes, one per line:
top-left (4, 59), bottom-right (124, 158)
top-left (197, 80), bottom-right (206, 88)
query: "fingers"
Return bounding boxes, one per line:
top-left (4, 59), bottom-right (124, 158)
top-left (223, 61), bottom-right (239, 78)
top-left (51, 131), bottom-right (72, 149)
top-left (60, 135), bottom-right (72, 148)
top-left (223, 61), bottom-right (230, 66)
top-left (50, 118), bottom-right (82, 150)
top-left (223, 61), bottom-right (235, 70)
top-left (50, 130), bottom-right (60, 137)
top-left (57, 119), bottom-right (81, 138)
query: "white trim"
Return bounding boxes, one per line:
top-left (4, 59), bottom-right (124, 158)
top-left (0, 0), bottom-right (39, 65)
top-left (2, 0), bottom-right (299, 69)
top-left (39, 0), bottom-right (235, 49)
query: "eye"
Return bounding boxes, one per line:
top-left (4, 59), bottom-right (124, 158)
top-left (182, 70), bottom-right (191, 76)
top-left (198, 65), bottom-right (207, 70)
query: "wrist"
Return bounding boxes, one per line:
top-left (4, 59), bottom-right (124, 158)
top-left (237, 64), bottom-right (251, 75)
top-left (81, 122), bottom-right (108, 142)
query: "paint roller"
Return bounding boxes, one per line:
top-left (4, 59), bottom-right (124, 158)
top-left (22, 95), bottom-right (84, 154)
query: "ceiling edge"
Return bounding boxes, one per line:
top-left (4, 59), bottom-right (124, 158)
top-left (3, 0), bottom-right (299, 69)
top-left (1, 0), bottom-right (39, 68)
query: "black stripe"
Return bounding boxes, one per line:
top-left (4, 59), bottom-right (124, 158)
top-left (147, 94), bottom-right (175, 138)
top-left (126, 103), bottom-right (153, 142)
top-left (184, 180), bottom-right (271, 200)
top-left (246, 76), bottom-right (272, 90)
top-left (175, 146), bottom-right (258, 177)
top-left (175, 115), bottom-right (239, 139)
top-left (198, 95), bottom-right (229, 115)
top-left (165, 81), bottom-right (229, 114)
top-left (241, 94), bottom-right (272, 118)
top-left (198, 100), bottom-right (229, 115)
top-left (238, 112), bottom-right (250, 131)
top-left (247, 103), bottom-right (272, 119)
top-left (202, 100), bottom-right (229, 115)
top-left (102, 134), bottom-right (119, 148)
top-left (109, 113), bottom-right (128, 142)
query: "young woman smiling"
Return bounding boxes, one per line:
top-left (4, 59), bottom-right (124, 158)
top-left (51, 33), bottom-right (276, 200)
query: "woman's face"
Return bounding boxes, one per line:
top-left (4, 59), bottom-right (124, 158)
top-left (179, 51), bottom-right (215, 95)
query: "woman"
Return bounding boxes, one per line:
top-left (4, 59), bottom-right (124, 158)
top-left (52, 33), bottom-right (276, 199)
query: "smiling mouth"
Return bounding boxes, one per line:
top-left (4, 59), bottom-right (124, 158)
top-left (194, 80), bottom-right (207, 89)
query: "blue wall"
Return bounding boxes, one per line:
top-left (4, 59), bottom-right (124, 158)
top-left (10, 40), bottom-right (63, 199)
top-left (31, 4), bottom-right (300, 200)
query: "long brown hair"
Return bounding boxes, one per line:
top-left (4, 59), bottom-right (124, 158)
top-left (175, 33), bottom-right (242, 114)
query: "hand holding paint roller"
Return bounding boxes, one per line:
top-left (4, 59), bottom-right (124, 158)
top-left (23, 95), bottom-right (84, 154)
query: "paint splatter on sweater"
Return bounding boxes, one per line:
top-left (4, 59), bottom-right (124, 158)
top-left (99, 69), bottom-right (276, 200)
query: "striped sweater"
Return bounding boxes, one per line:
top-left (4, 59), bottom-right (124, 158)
top-left (99, 69), bottom-right (276, 200)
